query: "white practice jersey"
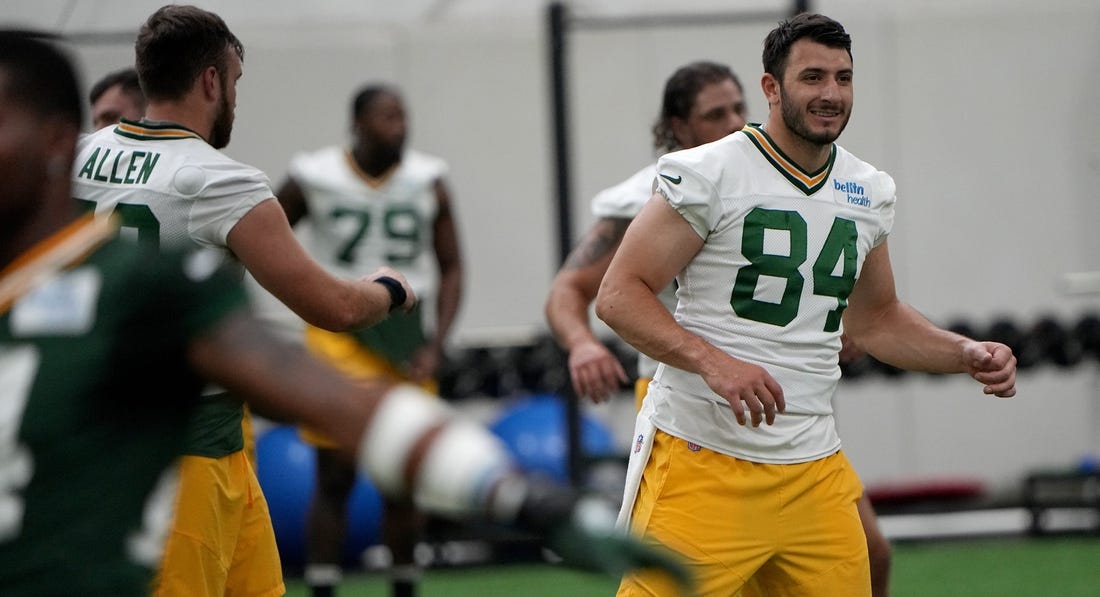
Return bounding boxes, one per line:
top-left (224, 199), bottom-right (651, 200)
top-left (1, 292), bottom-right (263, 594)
top-left (591, 163), bottom-right (656, 219)
top-left (72, 120), bottom-right (274, 258)
top-left (647, 124), bottom-right (896, 464)
top-left (591, 163), bottom-right (678, 379)
top-left (288, 146), bottom-right (446, 303)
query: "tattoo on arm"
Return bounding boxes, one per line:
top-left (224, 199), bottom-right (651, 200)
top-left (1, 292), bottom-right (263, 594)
top-left (562, 217), bottom-right (631, 270)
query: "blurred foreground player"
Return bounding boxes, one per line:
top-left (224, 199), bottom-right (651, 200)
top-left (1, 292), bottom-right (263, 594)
top-left (0, 31), bottom-right (688, 597)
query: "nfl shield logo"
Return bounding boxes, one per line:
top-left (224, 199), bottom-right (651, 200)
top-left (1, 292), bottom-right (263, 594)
top-left (633, 434), bottom-right (645, 453)
top-left (686, 441), bottom-right (702, 452)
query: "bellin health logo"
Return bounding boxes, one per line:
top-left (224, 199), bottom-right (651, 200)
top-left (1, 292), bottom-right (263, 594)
top-left (834, 179), bottom-right (869, 207)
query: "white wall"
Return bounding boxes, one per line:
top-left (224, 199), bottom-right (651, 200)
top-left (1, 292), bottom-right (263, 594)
top-left (10, 0), bottom-right (1100, 490)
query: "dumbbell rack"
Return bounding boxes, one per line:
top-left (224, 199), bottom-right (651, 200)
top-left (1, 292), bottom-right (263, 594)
top-left (1023, 470), bottom-right (1100, 536)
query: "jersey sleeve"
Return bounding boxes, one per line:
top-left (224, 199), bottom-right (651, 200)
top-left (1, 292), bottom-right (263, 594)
top-left (182, 158), bottom-right (275, 249)
top-left (404, 149), bottom-right (449, 186)
top-left (653, 152), bottom-right (720, 240)
top-left (104, 243), bottom-right (250, 399)
top-left (176, 249), bottom-right (252, 336)
top-left (285, 149), bottom-right (317, 186)
top-left (871, 170), bottom-right (897, 247)
top-left (134, 246), bottom-right (251, 343)
top-left (427, 154), bottom-right (449, 181)
top-left (590, 164), bottom-right (657, 219)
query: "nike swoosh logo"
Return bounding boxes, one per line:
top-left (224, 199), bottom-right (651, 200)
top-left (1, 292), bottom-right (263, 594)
top-left (660, 173), bottom-right (682, 184)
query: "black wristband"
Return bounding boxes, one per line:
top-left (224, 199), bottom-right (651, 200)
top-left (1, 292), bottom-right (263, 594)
top-left (374, 276), bottom-right (407, 312)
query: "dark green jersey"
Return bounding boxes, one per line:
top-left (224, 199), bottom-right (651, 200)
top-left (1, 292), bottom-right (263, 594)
top-left (0, 217), bottom-right (248, 596)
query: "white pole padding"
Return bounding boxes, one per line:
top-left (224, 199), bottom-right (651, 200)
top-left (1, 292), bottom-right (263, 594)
top-left (412, 420), bottom-right (519, 520)
top-left (356, 383), bottom-right (522, 523)
top-left (356, 384), bottom-right (453, 496)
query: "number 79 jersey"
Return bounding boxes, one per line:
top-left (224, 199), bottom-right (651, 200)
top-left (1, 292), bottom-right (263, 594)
top-left (648, 124), bottom-right (896, 463)
top-left (287, 147), bottom-right (446, 300)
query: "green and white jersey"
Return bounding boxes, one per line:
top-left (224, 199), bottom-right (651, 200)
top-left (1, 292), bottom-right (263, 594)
top-left (648, 124), bottom-right (896, 464)
top-left (590, 163), bottom-right (656, 220)
top-left (0, 217), bottom-right (248, 595)
top-left (590, 163), bottom-right (676, 379)
top-left (70, 119), bottom-right (274, 457)
top-left (288, 147), bottom-right (446, 363)
top-left (289, 146), bottom-right (444, 298)
top-left (71, 119), bottom-right (274, 255)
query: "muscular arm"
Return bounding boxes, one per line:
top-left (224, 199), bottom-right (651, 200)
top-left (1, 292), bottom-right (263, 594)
top-left (409, 179), bottom-right (464, 380)
top-left (187, 309), bottom-right (692, 583)
top-left (227, 199), bottom-right (414, 332)
top-left (595, 195), bottom-right (784, 425)
top-left (431, 180), bottom-right (463, 347)
top-left (545, 217), bottom-right (630, 401)
top-left (843, 241), bottom-right (1016, 396)
top-left (187, 308), bottom-right (509, 509)
top-left (188, 309), bottom-right (374, 452)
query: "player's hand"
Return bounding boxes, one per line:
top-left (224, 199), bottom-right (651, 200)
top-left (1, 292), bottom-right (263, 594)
top-left (568, 340), bottom-right (629, 403)
top-left (367, 267), bottom-right (417, 312)
top-left (516, 480), bottom-right (690, 591)
top-left (702, 354), bottom-right (785, 427)
top-left (963, 341), bottom-right (1017, 397)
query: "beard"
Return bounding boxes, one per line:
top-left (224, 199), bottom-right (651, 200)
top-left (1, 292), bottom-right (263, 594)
top-left (375, 143), bottom-right (403, 167)
top-left (780, 85), bottom-right (849, 146)
top-left (357, 138), bottom-right (404, 175)
top-left (208, 85), bottom-right (234, 149)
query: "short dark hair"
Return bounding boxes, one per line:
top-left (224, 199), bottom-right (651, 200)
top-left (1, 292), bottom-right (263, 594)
top-left (652, 61), bottom-right (743, 153)
top-left (0, 30), bottom-right (83, 128)
top-left (762, 13), bottom-right (852, 80)
top-left (89, 67), bottom-right (145, 108)
top-left (351, 83), bottom-right (401, 121)
top-left (135, 5), bottom-right (243, 101)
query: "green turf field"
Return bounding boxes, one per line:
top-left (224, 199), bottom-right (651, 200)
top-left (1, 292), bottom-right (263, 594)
top-left (283, 537), bottom-right (1100, 596)
top-left (889, 537), bottom-right (1100, 597)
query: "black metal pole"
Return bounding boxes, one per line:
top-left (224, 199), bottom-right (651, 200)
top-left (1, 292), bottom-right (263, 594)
top-left (547, 2), bottom-right (584, 488)
top-left (548, 2), bottom-right (573, 266)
